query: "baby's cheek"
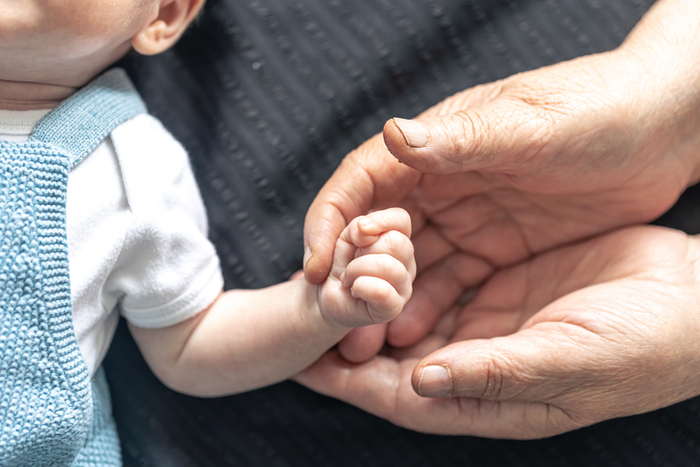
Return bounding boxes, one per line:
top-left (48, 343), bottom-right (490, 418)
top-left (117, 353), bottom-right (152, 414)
top-left (55, 0), bottom-right (152, 52)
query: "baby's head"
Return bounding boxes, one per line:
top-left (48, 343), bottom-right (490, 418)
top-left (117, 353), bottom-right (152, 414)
top-left (0, 0), bottom-right (205, 109)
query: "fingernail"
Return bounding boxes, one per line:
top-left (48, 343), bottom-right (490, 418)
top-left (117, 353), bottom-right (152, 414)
top-left (303, 245), bottom-right (312, 270)
top-left (417, 365), bottom-right (452, 397)
top-left (393, 118), bottom-right (429, 148)
top-left (340, 271), bottom-right (349, 287)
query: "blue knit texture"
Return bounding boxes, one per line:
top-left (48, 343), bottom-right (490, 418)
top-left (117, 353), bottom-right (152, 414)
top-left (0, 68), bottom-right (145, 466)
top-left (32, 68), bottom-right (147, 166)
top-left (72, 368), bottom-right (121, 467)
top-left (0, 141), bottom-right (91, 465)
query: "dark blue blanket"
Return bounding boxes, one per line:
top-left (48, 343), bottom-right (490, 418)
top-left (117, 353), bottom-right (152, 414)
top-left (105, 1), bottom-right (700, 465)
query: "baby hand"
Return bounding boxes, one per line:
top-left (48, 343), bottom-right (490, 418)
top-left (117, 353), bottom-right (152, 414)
top-left (318, 208), bottom-right (415, 332)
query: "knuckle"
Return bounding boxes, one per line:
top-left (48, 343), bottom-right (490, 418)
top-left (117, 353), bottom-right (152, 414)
top-left (450, 110), bottom-right (488, 161)
top-left (476, 352), bottom-right (520, 401)
top-left (480, 353), bottom-right (506, 400)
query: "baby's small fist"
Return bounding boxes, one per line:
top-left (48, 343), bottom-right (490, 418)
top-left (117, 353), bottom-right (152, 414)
top-left (321, 208), bottom-right (415, 328)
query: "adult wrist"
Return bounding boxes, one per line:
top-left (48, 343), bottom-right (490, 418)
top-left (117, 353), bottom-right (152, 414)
top-left (618, 0), bottom-right (700, 186)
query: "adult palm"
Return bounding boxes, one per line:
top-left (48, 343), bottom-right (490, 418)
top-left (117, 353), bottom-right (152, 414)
top-left (297, 225), bottom-right (700, 439)
top-left (303, 0), bottom-right (700, 348)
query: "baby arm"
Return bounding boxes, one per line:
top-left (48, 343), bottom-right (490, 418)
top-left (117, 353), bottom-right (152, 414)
top-left (128, 208), bottom-right (415, 397)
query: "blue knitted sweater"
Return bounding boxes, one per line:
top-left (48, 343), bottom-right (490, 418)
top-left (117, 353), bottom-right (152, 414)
top-left (0, 69), bottom-right (146, 466)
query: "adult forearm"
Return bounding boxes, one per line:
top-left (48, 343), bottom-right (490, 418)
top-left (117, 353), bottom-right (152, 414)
top-left (619, 0), bottom-right (700, 186)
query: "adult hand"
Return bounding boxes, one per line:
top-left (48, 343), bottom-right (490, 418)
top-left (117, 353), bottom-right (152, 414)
top-left (296, 226), bottom-right (700, 438)
top-left (304, 0), bottom-right (700, 350)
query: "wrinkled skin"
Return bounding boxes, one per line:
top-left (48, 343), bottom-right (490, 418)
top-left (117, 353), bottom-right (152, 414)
top-left (298, 0), bottom-right (700, 438)
top-left (297, 226), bottom-right (700, 438)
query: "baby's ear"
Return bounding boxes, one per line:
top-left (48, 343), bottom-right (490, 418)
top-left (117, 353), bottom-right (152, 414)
top-left (131, 0), bottom-right (205, 56)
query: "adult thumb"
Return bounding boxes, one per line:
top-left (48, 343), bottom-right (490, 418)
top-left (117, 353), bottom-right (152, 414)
top-left (384, 103), bottom-right (553, 175)
top-left (411, 328), bottom-right (586, 402)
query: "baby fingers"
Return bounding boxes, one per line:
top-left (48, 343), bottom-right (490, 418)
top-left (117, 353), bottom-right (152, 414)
top-left (348, 276), bottom-right (405, 324)
top-left (342, 254), bottom-right (412, 323)
top-left (343, 254), bottom-right (412, 296)
top-left (355, 230), bottom-right (416, 281)
top-left (343, 208), bottom-right (412, 249)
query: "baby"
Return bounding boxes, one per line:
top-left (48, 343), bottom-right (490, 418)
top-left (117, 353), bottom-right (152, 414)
top-left (0, 1), bottom-right (414, 465)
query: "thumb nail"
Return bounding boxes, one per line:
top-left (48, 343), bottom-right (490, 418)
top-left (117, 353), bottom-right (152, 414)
top-left (417, 365), bottom-right (452, 397)
top-left (393, 118), bottom-right (429, 148)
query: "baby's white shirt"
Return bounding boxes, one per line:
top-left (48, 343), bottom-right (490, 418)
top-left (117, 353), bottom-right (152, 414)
top-left (0, 110), bottom-right (224, 376)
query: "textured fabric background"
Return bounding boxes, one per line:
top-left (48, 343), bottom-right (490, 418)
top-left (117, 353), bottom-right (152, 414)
top-left (104, 0), bottom-right (700, 465)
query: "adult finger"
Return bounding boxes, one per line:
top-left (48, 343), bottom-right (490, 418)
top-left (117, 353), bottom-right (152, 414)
top-left (295, 351), bottom-right (576, 438)
top-left (383, 98), bottom-right (557, 175)
top-left (388, 253), bottom-right (492, 348)
top-left (411, 324), bottom-right (595, 403)
top-left (410, 224), bottom-right (454, 273)
top-left (382, 53), bottom-right (637, 180)
top-left (303, 156), bottom-right (374, 284)
top-left (303, 134), bottom-right (419, 284)
top-left (338, 324), bottom-right (387, 363)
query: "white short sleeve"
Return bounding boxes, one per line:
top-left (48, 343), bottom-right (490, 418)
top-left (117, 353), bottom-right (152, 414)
top-left (107, 115), bottom-right (223, 328)
top-left (2, 110), bottom-right (222, 376)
